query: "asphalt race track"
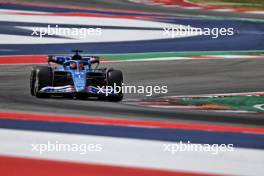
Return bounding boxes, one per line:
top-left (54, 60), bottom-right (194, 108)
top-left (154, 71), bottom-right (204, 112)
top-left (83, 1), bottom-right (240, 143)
top-left (1, 58), bottom-right (264, 126)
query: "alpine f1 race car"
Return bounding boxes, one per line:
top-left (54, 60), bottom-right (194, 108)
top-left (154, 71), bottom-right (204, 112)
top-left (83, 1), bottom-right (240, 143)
top-left (30, 50), bottom-right (123, 101)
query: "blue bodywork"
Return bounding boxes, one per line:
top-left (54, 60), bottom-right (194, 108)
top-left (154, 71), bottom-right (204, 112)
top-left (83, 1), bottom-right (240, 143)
top-left (57, 59), bottom-right (90, 92)
top-left (39, 56), bottom-right (110, 95)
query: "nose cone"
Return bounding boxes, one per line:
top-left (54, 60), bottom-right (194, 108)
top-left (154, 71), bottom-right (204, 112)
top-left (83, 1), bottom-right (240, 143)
top-left (72, 72), bottom-right (86, 92)
top-left (75, 86), bottom-right (85, 92)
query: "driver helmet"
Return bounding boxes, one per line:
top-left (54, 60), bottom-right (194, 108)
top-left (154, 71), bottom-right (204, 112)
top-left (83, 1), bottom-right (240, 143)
top-left (79, 63), bottom-right (84, 69)
top-left (70, 62), bottom-right (77, 69)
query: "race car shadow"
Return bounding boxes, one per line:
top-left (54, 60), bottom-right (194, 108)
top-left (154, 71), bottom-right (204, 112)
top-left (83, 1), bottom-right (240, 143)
top-left (47, 94), bottom-right (114, 102)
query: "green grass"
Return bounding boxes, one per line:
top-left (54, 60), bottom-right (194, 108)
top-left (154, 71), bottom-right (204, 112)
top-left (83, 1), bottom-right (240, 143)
top-left (98, 50), bottom-right (264, 60)
top-left (170, 96), bottom-right (264, 112)
top-left (190, 0), bottom-right (264, 10)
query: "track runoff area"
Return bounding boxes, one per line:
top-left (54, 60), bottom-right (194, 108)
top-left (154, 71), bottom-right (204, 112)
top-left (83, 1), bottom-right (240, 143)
top-left (0, 1), bottom-right (264, 176)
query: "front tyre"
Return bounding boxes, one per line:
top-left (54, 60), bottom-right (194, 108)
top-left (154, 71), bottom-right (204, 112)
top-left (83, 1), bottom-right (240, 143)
top-left (30, 68), bottom-right (36, 96)
top-left (30, 66), bottom-right (53, 98)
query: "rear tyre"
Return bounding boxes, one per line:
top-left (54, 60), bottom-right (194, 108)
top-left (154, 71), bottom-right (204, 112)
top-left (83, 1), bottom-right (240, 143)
top-left (107, 69), bottom-right (123, 102)
top-left (30, 66), bottom-right (53, 98)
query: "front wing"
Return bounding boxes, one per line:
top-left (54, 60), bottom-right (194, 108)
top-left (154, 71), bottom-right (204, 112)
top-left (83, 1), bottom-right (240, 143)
top-left (39, 85), bottom-right (116, 95)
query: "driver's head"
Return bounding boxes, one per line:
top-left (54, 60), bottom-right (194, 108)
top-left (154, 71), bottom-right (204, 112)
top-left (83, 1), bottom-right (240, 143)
top-left (79, 63), bottom-right (84, 69)
top-left (70, 62), bottom-right (77, 69)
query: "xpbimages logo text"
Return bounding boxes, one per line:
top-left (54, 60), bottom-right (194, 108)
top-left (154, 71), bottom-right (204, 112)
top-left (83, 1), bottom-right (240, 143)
top-left (31, 141), bottom-right (103, 155)
top-left (163, 25), bottom-right (234, 39)
top-left (31, 25), bottom-right (102, 38)
top-left (96, 83), bottom-right (168, 96)
top-left (163, 141), bottom-right (234, 155)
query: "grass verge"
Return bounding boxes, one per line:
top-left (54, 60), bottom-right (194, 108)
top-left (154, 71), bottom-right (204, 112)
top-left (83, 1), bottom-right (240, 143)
top-left (189, 0), bottom-right (264, 10)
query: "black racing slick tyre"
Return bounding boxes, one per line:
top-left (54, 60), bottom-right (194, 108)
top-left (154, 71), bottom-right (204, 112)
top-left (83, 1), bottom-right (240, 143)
top-left (30, 66), bottom-right (53, 98)
top-left (107, 69), bottom-right (123, 102)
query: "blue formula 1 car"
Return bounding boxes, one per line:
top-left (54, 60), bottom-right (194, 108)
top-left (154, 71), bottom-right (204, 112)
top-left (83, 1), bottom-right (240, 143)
top-left (30, 50), bottom-right (123, 101)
